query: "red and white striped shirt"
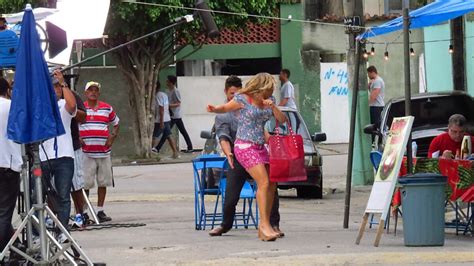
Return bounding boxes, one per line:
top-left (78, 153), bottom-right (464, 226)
top-left (79, 101), bottom-right (119, 158)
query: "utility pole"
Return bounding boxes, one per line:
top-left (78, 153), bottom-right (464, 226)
top-left (343, 0), bottom-right (372, 229)
top-left (450, 17), bottom-right (465, 91)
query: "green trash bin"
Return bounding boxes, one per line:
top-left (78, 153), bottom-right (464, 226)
top-left (398, 173), bottom-right (447, 246)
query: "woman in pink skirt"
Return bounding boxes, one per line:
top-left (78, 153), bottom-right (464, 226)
top-left (207, 73), bottom-right (287, 241)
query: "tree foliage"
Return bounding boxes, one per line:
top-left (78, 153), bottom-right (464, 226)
top-left (105, 0), bottom-right (280, 157)
top-left (0, 0), bottom-right (49, 13)
top-left (1, 0), bottom-right (282, 157)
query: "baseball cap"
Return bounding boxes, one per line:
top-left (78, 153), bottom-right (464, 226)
top-left (85, 81), bottom-right (101, 91)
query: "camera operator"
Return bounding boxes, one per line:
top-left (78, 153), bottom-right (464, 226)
top-left (0, 78), bottom-right (22, 255)
top-left (39, 70), bottom-right (76, 242)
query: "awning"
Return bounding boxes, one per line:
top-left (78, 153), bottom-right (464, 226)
top-left (358, 0), bottom-right (474, 40)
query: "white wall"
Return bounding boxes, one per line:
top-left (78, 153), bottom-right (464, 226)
top-left (177, 75), bottom-right (281, 150)
top-left (320, 63), bottom-right (350, 143)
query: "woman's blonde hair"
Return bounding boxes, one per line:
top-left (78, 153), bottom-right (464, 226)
top-left (239, 72), bottom-right (275, 96)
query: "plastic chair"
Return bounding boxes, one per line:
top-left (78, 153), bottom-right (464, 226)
top-left (192, 154), bottom-right (227, 230)
top-left (218, 178), bottom-right (258, 229)
top-left (370, 150), bottom-right (383, 171)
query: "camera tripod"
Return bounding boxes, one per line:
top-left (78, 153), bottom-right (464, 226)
top-left (0, 144), bottom-right (94, 265)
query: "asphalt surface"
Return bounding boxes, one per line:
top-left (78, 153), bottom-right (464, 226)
top-left (70, 144), bottom-right (473, 265)
top-left (9, 144), bottom-right (474, 265)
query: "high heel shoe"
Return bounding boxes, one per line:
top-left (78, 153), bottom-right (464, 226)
top-left (258, 228), bottom-right (278, 242)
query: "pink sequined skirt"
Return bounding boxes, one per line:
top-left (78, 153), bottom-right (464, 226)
top-left (234, 139), bottom-right (269, 170)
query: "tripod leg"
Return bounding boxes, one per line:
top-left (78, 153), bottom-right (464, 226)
top-left (0, 207), bottom-right (38, 264)
top-left (45, 206), bottom-right (93, 265)
top-left (22, 158), bottom-right (34, 250)
top-left (82, 189), bottom-right (99, 225)
top-left (30, 214), bottom-right (77, 265)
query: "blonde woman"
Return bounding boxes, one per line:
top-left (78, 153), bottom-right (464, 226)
top-left (207, 73), bottom-right (287, 241)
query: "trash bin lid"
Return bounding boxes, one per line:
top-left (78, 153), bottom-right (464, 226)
top-left (398, 173), bottom-right (447, 185)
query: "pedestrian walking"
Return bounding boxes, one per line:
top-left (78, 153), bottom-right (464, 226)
top-left (166, 75), bottom-right (193, 153)
top-left (152, 81), bottom-right (179, 159)
top-left (207, 73), bottom-right (287, 241)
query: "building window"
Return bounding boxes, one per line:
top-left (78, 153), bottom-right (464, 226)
top-left (385, 0), bottom-right (410, 14)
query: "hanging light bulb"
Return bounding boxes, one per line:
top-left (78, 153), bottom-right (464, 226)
top-left (363, 49), bottom-right (369, 58)
top-left (449, 44), bottom-right (454, 54)
top-left (384, 51), bottom-right (389, 61)
top-left (410, 48), bottom-right (415, 56)
top-left (370, 46), bottom-right (375, 56)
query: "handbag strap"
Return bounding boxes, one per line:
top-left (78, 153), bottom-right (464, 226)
top-left (275, 120), bottom-right (295, 136)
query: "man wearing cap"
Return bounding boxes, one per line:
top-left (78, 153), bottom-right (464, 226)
top-left (39, 70), bottom-right (77, 241)
top-left (79, 81), bottom-right (119, 223)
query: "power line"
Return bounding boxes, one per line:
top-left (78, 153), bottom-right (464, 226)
top-left (122, 0), bottom-right (369, 30)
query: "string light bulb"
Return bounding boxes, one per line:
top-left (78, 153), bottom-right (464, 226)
top-left (384, 51), bottom-right (389, 61)
top-left (410, 48), bottom-right (415, 56)
top-left (363, 49), bottom-right (369, 58)
top-left (370, 46), bottom-right (375, 56)
top-left (449, 44), bottom-right (454, 54)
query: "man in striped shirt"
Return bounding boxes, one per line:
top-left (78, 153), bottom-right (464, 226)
top-left (79, 81), bottom-right (119, 222)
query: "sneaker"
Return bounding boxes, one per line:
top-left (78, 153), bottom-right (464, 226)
top-left (45, 216), bottom-right (54, 229)
top-left (97, 211), bottom-right (112, 223)
top-left (57, 233), bottom-right (68, 244)
top-left (151, 148), bottom-right (159, 154)
top-left (82, 213), bottom-right (93, 225)
top-left (183, 149), bottom-right (194, 153)
top-left (171, 154), bottom-right (181, 159)
top-left (71, 214), bottom-right (83, 228)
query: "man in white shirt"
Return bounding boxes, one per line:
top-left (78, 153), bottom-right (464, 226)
top-left (0, 77), bottom-right (22, 253)
top-left (367, 66), bottom-right (385, 128)
top-left (39, 70), bottom-right (77, 233)
top-left (152, 81), bottom-right (178, 158)
top-left (278, 69), bottom-right (297, 110)
top-left (167, 75), bottom-right (193, 153)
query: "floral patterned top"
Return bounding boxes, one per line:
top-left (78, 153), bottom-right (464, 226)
top-left (233, 94), bottom-right (274, 145)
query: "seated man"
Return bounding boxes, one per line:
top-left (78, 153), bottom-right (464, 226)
top-left (428, 114), bottom-right (473, 159)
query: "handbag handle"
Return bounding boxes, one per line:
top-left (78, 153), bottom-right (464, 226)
top-left (275, 120), bottom-right (295, 136)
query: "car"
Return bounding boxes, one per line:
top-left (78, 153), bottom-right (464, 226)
top-left (201, 107), bottom-right (327, 199)
top-left (364, 91), bottom-right (474, 157)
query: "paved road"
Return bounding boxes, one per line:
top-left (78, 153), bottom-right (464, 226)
top-left (66, 154), bottom-right (474, 265)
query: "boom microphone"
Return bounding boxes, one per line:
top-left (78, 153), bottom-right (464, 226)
top-left (195, 0), bottom-right (220, 39)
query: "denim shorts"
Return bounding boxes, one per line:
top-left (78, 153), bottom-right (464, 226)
top-left (153, 122), bottom-right (171, 138)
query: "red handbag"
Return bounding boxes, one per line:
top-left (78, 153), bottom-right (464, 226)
top-left (268, 122), bottom-right (307, 182)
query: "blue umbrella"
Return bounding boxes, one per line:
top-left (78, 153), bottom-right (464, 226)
top-left (7, 4), bottom-right (65, 144)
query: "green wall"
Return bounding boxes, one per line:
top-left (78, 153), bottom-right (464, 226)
top-left (465, 20), bottom-right (474, 96)
top-left (281, 3), bottom-right (320, 133)
top-left (424, 23), bottom-right (453, 92)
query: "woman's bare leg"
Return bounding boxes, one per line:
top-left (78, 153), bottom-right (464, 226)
top-left (247, 164), bottom-right (277, 237)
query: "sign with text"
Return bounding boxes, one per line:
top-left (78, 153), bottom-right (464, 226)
top-left (320, 63), bottom-right (349, 143)
top-left (366, 116), bottom-right (414, 216)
